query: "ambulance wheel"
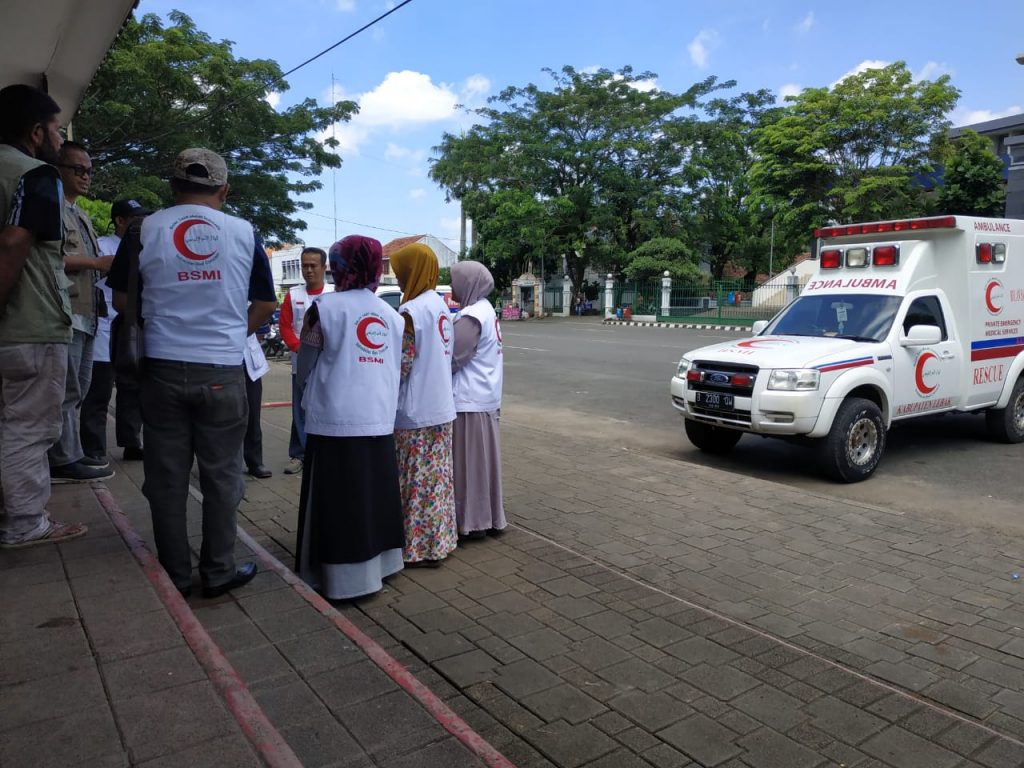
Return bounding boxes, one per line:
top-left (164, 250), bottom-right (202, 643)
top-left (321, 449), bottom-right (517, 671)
top-left (823, 397), bottom-right (885, 483)
top-left (685, 420), bottom-right (742, 454)
top-left (986, 376), bottom-right (1024, 443)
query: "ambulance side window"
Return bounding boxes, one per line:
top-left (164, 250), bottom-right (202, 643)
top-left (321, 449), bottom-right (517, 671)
top-left (902, 296), bottom-right (947, 340)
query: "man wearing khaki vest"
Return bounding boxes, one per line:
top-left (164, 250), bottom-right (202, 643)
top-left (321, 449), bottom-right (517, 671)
top-left (0, 84), bottom-right (87, 548)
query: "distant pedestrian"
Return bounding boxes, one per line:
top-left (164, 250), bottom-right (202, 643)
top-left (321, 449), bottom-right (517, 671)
top-left (0, 84), bottom-right (86, 548)
top-left (108, 148), bottom-right (276, 597)
top-left (280, 246), bottom-right (332, 476)
top-left (391, 243), bottom-right (457, 566)
top-left (294, 235), bottom-right (405, 599)
top-left (450, 261), bottom-right (506, 538)
top-left (81, 199), bottom-right (148, 463)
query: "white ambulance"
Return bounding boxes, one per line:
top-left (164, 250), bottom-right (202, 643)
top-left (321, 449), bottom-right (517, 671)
top-left (670, 215), bottom-right (1024, 482)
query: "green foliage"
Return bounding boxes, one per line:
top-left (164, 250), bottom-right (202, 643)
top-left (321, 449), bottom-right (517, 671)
top-left (937, 130), bottom-right (1006, 217)
top-left (750, 62), bottom-right (960, 255)
top-left (438, 267), bottom-right (452, 286)
top-left (623, 238), bottom-right (701, 280)
top-left (74, 11), bottom-right (357, 244)
top-left (76, 197), bottom-right (113, 236)
top-left (431, 66), bottom-right (727, 295)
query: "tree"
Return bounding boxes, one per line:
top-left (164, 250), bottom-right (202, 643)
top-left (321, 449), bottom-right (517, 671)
top-left (76, 198), bottom-right (113, 237)
top-left (431, 66), bottom-right (721, 295)
top-left (937, 130), bottom-right (1006, 217)
top-left (622, 237), bottom-right (701, 281)
top-left (74, 11), bottom-right (357, 243)
top-left (750, 62), bottom-right (960, 256)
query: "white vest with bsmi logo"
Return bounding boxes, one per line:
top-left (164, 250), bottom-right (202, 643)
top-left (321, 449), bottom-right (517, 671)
top-left (453, 299), bottom-right (503, 412)
top-left (303, 289), bottom-right (403, 437)
top-left (288, 283), bottom-right (333, 373)
top-left (139, 204), bottom-right (255, 365)
top-left (396, 291), bottom-right (456, 430)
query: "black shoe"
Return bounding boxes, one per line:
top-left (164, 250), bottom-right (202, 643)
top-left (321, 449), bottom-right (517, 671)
top-left (459, 530), bottom-right (487, 542)
top-left (50, 461), bottom-right (115, 484)
top-left (487, 527), bottom-right (507, 538)
top-left (202, 562), bottom-right (258, 598)
top-left (80, 455), bottom-right (110, 469)
top-left (178, 585), bottom-right (192, 598)
top-left (122, 447), bottom-right (144, 461)
top-left (247, 464), bottom-right (272, 479)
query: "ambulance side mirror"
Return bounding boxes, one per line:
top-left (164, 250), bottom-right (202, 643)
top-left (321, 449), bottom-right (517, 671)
top-left (752, 320), bottom-right (768, 335)
top-left (900, 325), bottom-right (942, 347)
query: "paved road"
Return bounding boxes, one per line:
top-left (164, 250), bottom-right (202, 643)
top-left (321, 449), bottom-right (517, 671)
top-left (501, 318), bottom-right (1024, 535)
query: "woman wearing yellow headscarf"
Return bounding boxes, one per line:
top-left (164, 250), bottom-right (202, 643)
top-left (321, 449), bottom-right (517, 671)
top-left (390, 243), bottom-right (457, 566)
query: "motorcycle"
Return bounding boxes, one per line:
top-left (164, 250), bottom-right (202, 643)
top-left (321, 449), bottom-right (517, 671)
top-left (260, 324), bottom-right (287, 359)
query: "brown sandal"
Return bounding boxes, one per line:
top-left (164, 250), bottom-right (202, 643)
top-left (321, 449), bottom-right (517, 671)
top-left (0, 521), bottom-right (88, 549)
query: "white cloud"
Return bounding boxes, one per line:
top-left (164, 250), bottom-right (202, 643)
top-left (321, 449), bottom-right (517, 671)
top-left (955, 106), bottom-right (1023, 126)
top-left (336, 0), bottom-right (355, 10)
top-left (265, 91), bottom-right (281, 109)
top-left (796, 11), bottom-right (814, 33)
top-left (320, 71), bottom-right (459, 153)
top-left (915, 61), bottom-right (953, 81)
top-left (409, 188), bottom-right (426, 200)
top-left (778, 83), bottom-right (803, 101)
top-left (439, 215), bottom-right (462, 242)
top-left (830, 59), bottom-right (891, 88)
top-left (688, 30), bottom-right (719, 69)
top-left (461, 74), bottom-right (491, 101)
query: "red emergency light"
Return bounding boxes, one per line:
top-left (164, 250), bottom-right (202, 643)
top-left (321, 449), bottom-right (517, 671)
top-left (815, 216), bottom-right (957, 240)
top-left (731, 374), bottom-right (753, 387)
top-left (977, 243), bottom-right (993, 264)
top-left (872, 245), bottom-right (899, 266)
top-left (686, 370), bottom-right (701, 383)
top-left (820, 249), bottom-right (842, 269)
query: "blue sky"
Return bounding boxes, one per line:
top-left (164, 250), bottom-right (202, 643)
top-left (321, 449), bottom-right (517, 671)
top-left (136, 0), bottom-right (1024, 250)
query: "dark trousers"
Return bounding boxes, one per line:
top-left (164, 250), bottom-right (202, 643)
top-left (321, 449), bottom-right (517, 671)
top-left (243, 374), bottom-right (264, 469)
top-left (140, 359), bottom-right (247, 590)
top-left (288, 373), bottom-right (306, 460)
top-left (80, 361), bottom-right (143, 457)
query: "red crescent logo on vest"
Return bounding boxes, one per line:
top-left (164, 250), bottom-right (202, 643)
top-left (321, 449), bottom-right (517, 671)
top-left (915, 351), bottom-right (939, 396)
top-left (172, 218), bottom-right (218, 261)
top-left (495, 318), bottom-right (503, 343)
top-left (438, 314), bottom-right (452, 344)
top-left (356, 316), bottom-right (387, 350)
top-left (985, 279), bottom-right (1003, 315)
top-left (736, 338), bottom-right (794, 348)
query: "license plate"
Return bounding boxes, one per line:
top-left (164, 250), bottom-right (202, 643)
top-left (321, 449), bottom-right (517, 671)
top-left (695, 391), bottom-right (734, 410)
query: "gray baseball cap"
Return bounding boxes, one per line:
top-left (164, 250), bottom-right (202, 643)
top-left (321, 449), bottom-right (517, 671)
top-left (173, 148), bottom-right (228, 187)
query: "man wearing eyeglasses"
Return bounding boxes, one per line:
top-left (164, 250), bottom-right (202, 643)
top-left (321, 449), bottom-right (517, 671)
top-left (48, 141), bottom-right (114, 483)
top-left (0, 84), bottom-right (86, 549)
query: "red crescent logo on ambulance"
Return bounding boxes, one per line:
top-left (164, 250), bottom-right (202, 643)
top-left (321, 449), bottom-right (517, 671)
top-left (736, 338), bottom-right (795, 348)
top-left (356, 316), bottom-right (387, 350)
top-left (985, 279), bottom-right (1003, 315)
top-left (438, 314), bottom-right (452, 344)
top-left (172, 218), bottom-right (217, 261)
top-left (915, 351), bottom-right (939, 395)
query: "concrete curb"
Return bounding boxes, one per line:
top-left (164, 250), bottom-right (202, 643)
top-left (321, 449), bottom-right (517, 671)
top-left (603, 319), bottom-right (749, 332)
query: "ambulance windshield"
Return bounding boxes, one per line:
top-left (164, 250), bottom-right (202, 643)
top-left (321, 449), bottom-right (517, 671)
top-left (766, 294), bottom-right (902, 342)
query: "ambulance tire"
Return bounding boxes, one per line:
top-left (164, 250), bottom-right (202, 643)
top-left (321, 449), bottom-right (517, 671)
top-left (685, 420), bottom-right (742, 454)
top-left (823, 397), bottom-right (885, 483)
top-left (986, 376), bottom-right (1024, 444)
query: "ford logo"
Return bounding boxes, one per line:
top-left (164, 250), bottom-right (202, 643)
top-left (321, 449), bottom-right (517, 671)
top-left (708, 372), bottom-right (730, 384)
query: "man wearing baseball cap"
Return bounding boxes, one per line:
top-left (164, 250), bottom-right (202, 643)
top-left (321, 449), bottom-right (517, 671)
top-left (108, 148), bottom-right (277, 598)
top-left (80, 199), bottom-right (150, 465)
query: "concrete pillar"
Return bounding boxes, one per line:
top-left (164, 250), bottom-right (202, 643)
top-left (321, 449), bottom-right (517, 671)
top-left (604, 274), bottom-right (615, 318)
top-left (562, 275), bottom-right (572, 317)
top-left (661, 271), bottom-right (672, 318)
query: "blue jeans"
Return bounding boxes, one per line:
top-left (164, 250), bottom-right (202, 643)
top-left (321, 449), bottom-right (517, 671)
top-left (288, 373), bottom-right (306, 460)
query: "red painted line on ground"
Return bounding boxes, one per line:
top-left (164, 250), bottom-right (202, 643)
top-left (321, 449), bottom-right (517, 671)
top-left (92, 487), bottom-right (303, 768)
top-left (236, 527), bottom-right (517, 768)
top-left (261, 401), bottom-right (292, 409)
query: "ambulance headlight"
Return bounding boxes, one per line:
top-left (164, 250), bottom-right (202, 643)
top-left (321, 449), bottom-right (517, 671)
top-left (676, 357), bottom-right (692, 378)
top-left (767, 369), bottom-right (819, 391)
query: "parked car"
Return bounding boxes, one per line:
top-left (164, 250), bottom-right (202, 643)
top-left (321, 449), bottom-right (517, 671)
top-left (374, 285), bottom-right (460, 313)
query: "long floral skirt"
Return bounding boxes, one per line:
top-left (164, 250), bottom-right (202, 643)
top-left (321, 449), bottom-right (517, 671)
top-left (395, 422), bottom-right (457, 563)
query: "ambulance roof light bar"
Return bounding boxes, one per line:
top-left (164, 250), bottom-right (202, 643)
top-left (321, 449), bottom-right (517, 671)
top-left (815, 216), bottom-right (957, 240)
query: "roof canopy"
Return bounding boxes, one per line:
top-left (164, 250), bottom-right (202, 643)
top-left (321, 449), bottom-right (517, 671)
top-left (0, 0), bottom-right (138, 122)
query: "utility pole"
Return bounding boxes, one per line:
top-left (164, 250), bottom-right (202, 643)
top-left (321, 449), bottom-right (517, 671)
top-left (331, 72), bottom-right (338, 242)
top-left (769, 217), bottom-right (775, 277)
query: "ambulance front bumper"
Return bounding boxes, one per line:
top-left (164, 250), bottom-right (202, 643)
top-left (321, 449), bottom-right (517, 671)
top-left (671, 375), bottom-right (821, 435)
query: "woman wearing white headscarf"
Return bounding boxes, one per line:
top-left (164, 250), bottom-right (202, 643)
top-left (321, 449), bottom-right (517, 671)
top-left (450, 261), bottom-right (505, 538)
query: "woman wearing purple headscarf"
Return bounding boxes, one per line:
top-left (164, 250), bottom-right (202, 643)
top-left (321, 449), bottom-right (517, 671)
top-left (450, 261), bottom-right (506, 538)
top-left (293, 235), bottom-right (406, 599)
